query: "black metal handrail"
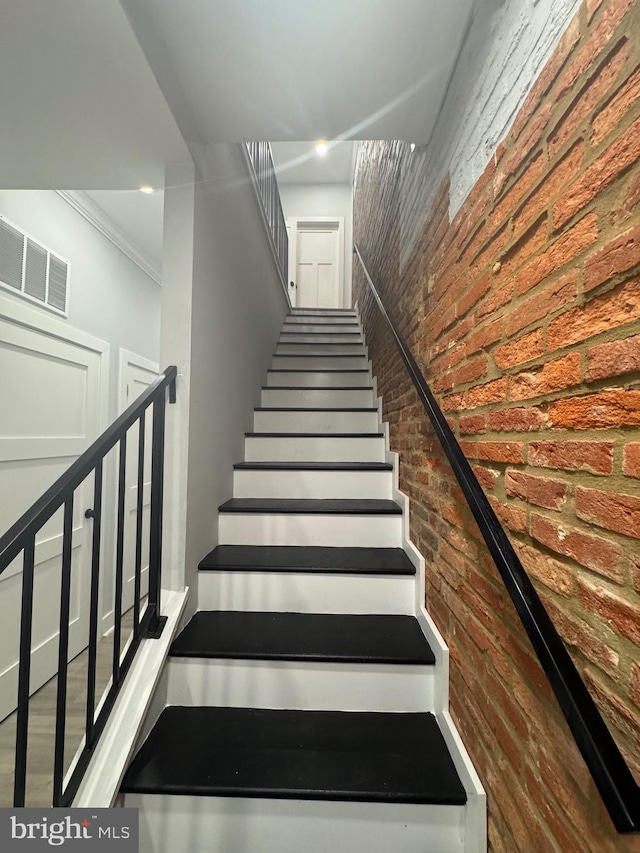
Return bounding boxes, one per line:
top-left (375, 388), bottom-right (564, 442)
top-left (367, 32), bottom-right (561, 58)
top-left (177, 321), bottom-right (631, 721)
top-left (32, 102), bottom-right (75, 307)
top-left (245, 141), bottom-right (289, 284)
top-left (353, 243), bottom-right (639, 834)
top-left (0, 365), bottom-right (177, 808)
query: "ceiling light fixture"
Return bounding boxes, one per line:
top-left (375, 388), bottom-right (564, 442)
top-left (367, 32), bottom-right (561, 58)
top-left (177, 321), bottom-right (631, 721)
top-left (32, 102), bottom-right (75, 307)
top-left (139, 185), bottom-right (155, 194)
top-left (409, 143), bottom-right (416, 153)
top-left (315, 141), bottom-right (328, 157)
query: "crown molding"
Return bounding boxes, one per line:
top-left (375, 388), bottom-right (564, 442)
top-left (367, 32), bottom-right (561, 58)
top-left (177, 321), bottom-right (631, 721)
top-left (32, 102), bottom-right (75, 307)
top-left (56, 190), bottom-right (161, 285)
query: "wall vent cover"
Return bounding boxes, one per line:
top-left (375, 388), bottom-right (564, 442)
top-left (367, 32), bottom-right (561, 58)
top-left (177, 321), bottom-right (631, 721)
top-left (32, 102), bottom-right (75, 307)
top-left (0, 215), bottom-right (69, 315)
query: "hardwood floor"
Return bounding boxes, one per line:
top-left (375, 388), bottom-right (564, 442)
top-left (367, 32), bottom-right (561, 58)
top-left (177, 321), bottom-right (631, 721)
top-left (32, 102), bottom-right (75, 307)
top-left (0, 608), bottom-right (137, 807)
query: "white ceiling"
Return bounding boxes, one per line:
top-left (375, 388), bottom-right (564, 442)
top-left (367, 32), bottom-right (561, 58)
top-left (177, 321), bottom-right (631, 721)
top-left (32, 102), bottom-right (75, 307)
top-left (0, 0), bottom-right (190, 190)
top-left (120, 0), bottom-right (475, 145)
top-left (271, 143), bottom-right (356, 185)
top-left (0, 0), bottom-right (476, 270)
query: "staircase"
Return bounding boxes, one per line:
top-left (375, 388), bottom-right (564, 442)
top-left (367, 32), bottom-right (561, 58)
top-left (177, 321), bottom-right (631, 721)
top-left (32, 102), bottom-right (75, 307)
top-left (121, 308), bottom-right (485, 852)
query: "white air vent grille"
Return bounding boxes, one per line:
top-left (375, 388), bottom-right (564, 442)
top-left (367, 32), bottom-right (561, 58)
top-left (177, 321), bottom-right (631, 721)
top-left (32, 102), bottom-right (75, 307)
top-left (0, 219), bottom-right (24, 290)
top-left (24, 239), bottom-right (47, 302)
top-left (0, 216), bottom-right (69, 315)
top-left (48, 256), bottom-right (68, 312)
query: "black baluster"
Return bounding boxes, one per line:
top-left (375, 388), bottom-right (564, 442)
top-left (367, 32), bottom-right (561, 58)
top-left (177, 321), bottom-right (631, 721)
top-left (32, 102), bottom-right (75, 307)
top-left (146, 393), bottom-right (167, 638)
top-left (113, 435), bottom-right (127, 684)
top-left (53, 496), bottom-right (74, 806)
top-left (13, 539), bottom-right (36, 807)
top-left (85, 462), bottom-right (103, 747)
top-left (134, 414), bottom-right (145, 639)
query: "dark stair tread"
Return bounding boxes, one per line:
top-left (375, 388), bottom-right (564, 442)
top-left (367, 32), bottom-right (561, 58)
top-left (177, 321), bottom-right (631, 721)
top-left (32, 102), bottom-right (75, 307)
top-left (283, 326), bottom-right (359, 329)
top-left (120, 707), bottom-right (466, 805)
top-left (282, 326), bottom-right (361, 335)
top-left (218, 498), bottom-right (402, 514)
top-left (233, 462), bottom-right (392, 471)
top-left (278, 342), bottom-right (364, 346)
top-left (273, 354), bottom-right (366, 359)
top-left (290, 315), bottom-right (356, 317)
top-left (274, 348), bottom-right (365, 358)
top-left (281, 330), bottom-right (361, 335)
top-left (268, 368), bottom-right (369, 373)
top-left (245, 431), bottom-right (384, 437)
top-left (198, 545), bottom-right (416, 575)
top-left (255, 407), bottom-right (377, 412)
top-left (284, 308), bottom-right (358, 323)
top-left (169, 612), bottom-right (435, 664)
top-left (262, 386), bottom-right (373, 391)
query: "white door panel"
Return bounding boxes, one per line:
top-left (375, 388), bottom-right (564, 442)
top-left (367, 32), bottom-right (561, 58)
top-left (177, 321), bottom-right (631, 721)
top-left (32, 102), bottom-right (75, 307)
top-left (0, 537), bottom-right (87, 722)
top-left (302, 230), bottom-right (334, 255)
top-left (288, 220), bottom-right (343, 309)
top-left (296, 228), bottom-right (340, 309)
top-left (118, 351), bottom-right (158, 614)
top-left (317, 262), bottom-right (335, 307)
top-left (298, 263), bottom-right (316, 307)
top-left (0, 297), bottom-right (108, 722)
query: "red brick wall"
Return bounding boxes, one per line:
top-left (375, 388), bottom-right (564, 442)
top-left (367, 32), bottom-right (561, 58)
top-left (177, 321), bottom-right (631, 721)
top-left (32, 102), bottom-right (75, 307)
top-left (353, 1), bottom-right (640, 850)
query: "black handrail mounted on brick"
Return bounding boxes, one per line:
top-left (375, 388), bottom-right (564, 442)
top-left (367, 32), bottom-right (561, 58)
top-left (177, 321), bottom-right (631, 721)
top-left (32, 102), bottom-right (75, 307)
top-left (0, 365), bottom-right (177, 808)
top-left (354, 243), bottom-right (639, 834)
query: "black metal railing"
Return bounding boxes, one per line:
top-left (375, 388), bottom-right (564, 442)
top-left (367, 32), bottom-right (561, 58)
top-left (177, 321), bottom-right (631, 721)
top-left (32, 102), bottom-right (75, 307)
top-left (245, 142), bottom-right (288, 283)
top-left (0, 365), bottom-right (177, 808)
top-left (353, 243), bottom-right (639, 834)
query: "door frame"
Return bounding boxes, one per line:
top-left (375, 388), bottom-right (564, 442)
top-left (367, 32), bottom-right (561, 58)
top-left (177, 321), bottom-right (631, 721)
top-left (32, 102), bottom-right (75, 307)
top-left (98, 349), bottom-right (160, 635)
top-left (286, 217), bottom-right (346, 308)
top-left (118, 349), bottom-right (159, 617)
top-left (117, 349), bottom-right (160, 414)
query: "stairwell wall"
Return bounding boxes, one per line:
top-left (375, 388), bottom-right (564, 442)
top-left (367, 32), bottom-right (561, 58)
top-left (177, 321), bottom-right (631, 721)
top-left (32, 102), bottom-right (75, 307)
top-left (182, 145), bottom-right (289, 614)
top-left (353, 0), bottom-right (640, 850)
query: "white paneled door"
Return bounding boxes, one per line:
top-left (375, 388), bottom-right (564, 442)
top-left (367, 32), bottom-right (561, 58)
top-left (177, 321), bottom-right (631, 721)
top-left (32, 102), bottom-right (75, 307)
top-left (0, 296), bottom-right (108, 721)
top-left (287, 217), bottom-right (344, 308)
top-left (118, 350), bottom-right (159, 614)
top-left (295, 223), bottom-right (342, 308)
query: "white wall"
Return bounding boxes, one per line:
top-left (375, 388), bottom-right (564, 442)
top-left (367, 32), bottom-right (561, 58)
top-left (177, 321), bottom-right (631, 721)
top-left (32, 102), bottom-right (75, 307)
top-left (0, 190), bottom-right (161, 413)
top-left (0, 190), bottom-right (162, 637)
top-left (398, 0), bottom-right (581, 267)
top-left (160, 145), bottom-right (288, 616)
top-left (157, 161), bottom-right (196, 595)
top-left (280, 183), bottom-right (354, 307)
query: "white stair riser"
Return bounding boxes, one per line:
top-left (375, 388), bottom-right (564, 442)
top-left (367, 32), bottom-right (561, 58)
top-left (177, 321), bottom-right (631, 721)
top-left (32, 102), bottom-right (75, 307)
top-left (276, 343), bottom-right (365, 355)
top-left (198, 571), bottom-right (414, 614)
top-left (272, 356), bottom-right (368, 370)
top-left (166, 658), bottom-right (434, 712)
top-left (125, 795), bottom-right (466, 853)
top-left (261, 388), bottom-right (374, 408)
top-left (244, 435), bottom-right (386, 462)
top-left (233, 469), bottom-right (393, 499)
top-left (218, 513), bottom-right (402, 547)
top-left (283, 323), bottom-right (360, 333)
top-left (254, 410), bottom-right (378, 433)
top-left (280, 334), bottom-right (363, 345)
top-left (266, 371), bottom-right (371, 387)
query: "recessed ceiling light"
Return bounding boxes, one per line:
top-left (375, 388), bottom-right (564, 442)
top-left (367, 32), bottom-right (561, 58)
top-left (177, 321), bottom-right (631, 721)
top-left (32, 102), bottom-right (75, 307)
top-left (315, 141), bottom-right (328, 157)
top-left (139, 185), bottom-right (155, 194)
